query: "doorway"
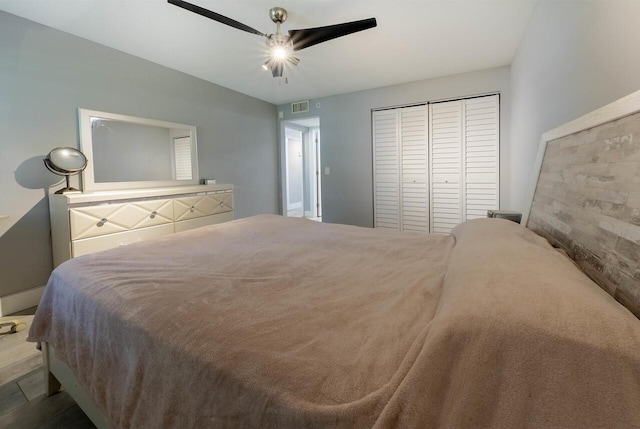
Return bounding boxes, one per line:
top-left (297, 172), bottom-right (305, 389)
top-left (281, 117), bottom-right (322, 221)
top-left (285, 128), bottom-right (304, 217)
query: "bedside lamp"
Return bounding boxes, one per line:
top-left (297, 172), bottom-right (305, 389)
top-left (44, 147), bottom-right (88, 194)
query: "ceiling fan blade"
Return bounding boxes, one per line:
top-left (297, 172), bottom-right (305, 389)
top-left (168, 0), bottom-right (266, 37)
top-left (289, 18), bottom-right (377, 51)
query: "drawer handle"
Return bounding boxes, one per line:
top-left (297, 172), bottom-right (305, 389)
top-left (97, 218), bottom-right (108, 227)
top-left (150, 211), bottom-right (157, 219)
top-left (219, 202), bottom-right (224, 207)
top-left (189, 206), bottom-right (195, 212)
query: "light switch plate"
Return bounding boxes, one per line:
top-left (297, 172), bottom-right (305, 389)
top-left (324, 167), bottom-right (330, 175)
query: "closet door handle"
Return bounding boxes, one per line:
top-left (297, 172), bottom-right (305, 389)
top-left (97, 218), bottom-right (108, 227)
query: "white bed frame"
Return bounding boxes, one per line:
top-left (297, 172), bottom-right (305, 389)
top-left (41, 88), bottom-right (640, 428)
top-left (43, 342), bottom-right (110, 428)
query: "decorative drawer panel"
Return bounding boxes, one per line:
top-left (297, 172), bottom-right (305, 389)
top-left (131, 199), bottom-right (175, 229)
top-left (174, 193), bottom-right (233, 222)
top-left (70, 199), bottom-right (173, 240)
top-left (72, 224), bottom-right (174, 258)
top-left (174, 211), bottom-right (235, 233)
top-left (211, 193), bottom-right (233, 214)
top-left (50, 185), bottom-right (234, 268)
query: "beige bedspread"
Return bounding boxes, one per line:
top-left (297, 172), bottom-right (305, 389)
top-left (29, 215), bottom-right (640, 428)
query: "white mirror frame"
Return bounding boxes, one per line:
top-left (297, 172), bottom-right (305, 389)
top-left (78, 108), bottom-right (199, 192)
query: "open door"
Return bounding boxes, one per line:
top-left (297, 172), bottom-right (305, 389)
top-left (285, 128), bottom-right (304, 217)
top-left (281, 118), bottom-right (321, 221)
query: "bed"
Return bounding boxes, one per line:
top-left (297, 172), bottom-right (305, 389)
top-left (29, 91), bottom-right (640, 428)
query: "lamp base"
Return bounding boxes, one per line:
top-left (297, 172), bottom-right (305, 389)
top-left (55, 187), bottom-right (82, 195)
top-left (54, 175), bottom-right (82, 194)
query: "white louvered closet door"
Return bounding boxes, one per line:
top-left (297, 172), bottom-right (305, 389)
top-left (464, 95), bottom-right (499, 220)
top-left (429, 101), bottom-right (463, 234)
top-left (374, 94), bottom-right (498, 234)
top-left (429, 95), bottom-right (499, 233)
top-left (373, 109), bottom-right (400, 230)
top-left (400, 106), bottom-right (428, 232)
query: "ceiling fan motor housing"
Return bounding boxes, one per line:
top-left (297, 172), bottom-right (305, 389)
top-left (269, 7), bottom-right (287, 24)
top-left (267, 33), bottom-right (292, 51)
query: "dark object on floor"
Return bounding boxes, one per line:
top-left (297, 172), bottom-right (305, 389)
top-left (487, 210), bottom-right (522, 223)
top-left (0, 319), bottom-right (27, 335)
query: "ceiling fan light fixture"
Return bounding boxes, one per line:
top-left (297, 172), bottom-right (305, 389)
top-left (263, 33), bottom-right (295, 76)
top-left (288, 56), bottom-right (300, 66)
top-left (271, 62), bottom-right (284, 78)
top-left (272, 46), bottom-right (287, 60)
top-left (266, 34), bottom-right (293, 60)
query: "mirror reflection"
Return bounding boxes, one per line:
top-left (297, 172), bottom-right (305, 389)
top-left (91, 118), bottom-right (193, 183)
top-left (79, 109), bottom-right (199, 191)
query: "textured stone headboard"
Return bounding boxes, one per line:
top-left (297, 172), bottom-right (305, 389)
top-left (524, 91), bottom-right (640, 319)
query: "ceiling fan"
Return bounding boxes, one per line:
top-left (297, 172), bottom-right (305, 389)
top-left (167, 0), bottom-right (377, 77)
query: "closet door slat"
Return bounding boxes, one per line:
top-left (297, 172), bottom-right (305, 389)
top-left (401, 105), bottom-right (429, 233)
top-left (373, 110), bottom-right (400, 230)
top-left (465, 94), bottom-right (499, 220)
top-left (430, 101), bottom-right (463, 234)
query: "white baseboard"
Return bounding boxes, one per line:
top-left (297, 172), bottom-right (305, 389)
top-left (0, 285), bottom-right (45, 316)
top-left (287, 201), bottom-right (302, 210)
top-left (304, 210), bottom-right (314, 218)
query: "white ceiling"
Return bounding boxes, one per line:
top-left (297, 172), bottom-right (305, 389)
top-left (0, 0), bottom-right (537, 105)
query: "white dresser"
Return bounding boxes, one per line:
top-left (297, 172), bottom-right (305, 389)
top-left (49, 184), bottom-right (234, 267)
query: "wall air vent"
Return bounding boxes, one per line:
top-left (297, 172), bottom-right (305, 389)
top-left (291, 100), bottom-right (310, 114)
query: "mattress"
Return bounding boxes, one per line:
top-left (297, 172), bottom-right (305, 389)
top-left (28, 215), bottom-right (640, 428)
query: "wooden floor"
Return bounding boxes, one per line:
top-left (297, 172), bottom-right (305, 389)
top-left (287, 207), bottom-right (304, 217)
top-left (0, 308), bottom-right (95, 428)
top-left (286, 208), bottom-right (322, 222)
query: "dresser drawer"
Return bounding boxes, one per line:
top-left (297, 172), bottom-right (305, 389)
top-left (50, 185), bottom-right (234, 268)
top-left (70, 199), bottom-right (174, 240)
top-left (174, 211), bottom-right (234, 233)
top-left (72, 223), bottom-right (175, 257)
top-left (174, 193), bottom-right (233, 222)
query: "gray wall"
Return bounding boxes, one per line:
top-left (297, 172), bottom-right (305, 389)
top-left (510, 0), bottom-right (640, 212)
top-left (0, 11), bottom-right (278, 297)
top-left (278, 66), bottom-right (511, 227)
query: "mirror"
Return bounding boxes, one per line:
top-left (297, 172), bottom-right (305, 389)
top-left (78, 109), bottom-right (199, 191)
top-left (44, 147), bottom-right (88, 194)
